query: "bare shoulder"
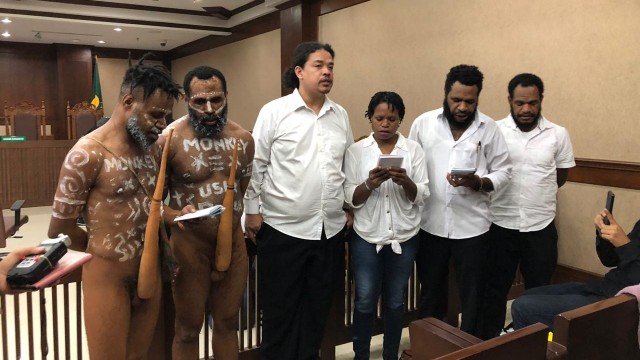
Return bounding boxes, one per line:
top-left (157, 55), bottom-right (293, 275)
top-left (68, 137), bottom-right (105, 163)
top-left (225, 120), bottom-right (253, 142)
top-left (165, 115), bottom-right (193, 137)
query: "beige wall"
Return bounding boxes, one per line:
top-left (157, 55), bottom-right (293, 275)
top-left (320, 0), bottom-right (640, 162)
top-left (319, 0), bottom-right (640, 273)
top-left (170, 29), bottom-right (281, 130)
top-left (557, 185), bottom-right (640, 275)
top-left (94, 1), bottom-right (640, 273)
top-left (96, 57), bottom-right (129, 116)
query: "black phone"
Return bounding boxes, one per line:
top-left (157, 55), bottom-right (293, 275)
top-left (6, 236), bottom-right (69, 287)
top-left (603, 190), bottom-right (615, 225)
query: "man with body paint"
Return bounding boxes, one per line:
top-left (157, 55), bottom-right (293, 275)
top-left (163, 66), bottom-right (254, 360)
top-left (48, 57), bottom-right (192, 360)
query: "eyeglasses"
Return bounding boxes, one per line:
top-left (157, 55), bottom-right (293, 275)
top-left (188, 92), bottom-right (226, 113)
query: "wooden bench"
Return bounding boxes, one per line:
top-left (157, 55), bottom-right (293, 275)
top-left (408, 293), bottom-right (640, 360)
top-left (408, 317), bottom-right (549, 359)
top-left (551, 293), bottom-right (640, 360)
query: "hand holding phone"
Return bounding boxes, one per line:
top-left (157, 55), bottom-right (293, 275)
top-left (603, 191), bottom-right (615, 225)
top-left (6, 235), bottom-right (70, 287)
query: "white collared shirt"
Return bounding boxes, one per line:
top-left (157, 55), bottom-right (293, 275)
top-left (491, 114), bottom-right (575, 232)
top-left (409, 108), bottom-right (512, 239)
top-left (344, 133), bottom-right (429, 253)
top-left (243, 89), bottom-right (354, 240)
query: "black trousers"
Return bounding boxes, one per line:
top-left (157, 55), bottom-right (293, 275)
top-left (257, 223), bottom-right (344, 360)
top-left (476, 221), bottom-right (558, 339)
top-left (415, 230), bottom-right (487, 337)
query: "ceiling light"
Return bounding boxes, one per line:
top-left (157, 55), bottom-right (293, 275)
top-left (1, 18), bottom-right (11, 24)
top-left (72, 39), bottom-right (80, 43)
top-left (1, 31), bottom-right (10, 38)
top-left (97, 40), bottom-right (105, 44)
top-left (114, 27), bottom-right (122, 32)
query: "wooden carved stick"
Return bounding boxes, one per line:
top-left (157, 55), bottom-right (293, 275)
top-left (138, 128), bottom-right (173, 299)
top-left (215, 139), bottom-right (238, 272)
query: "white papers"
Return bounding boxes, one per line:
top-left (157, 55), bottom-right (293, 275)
top-left (377, 154), bottom-right (404, 168)
top-left (174, 205), bottom-right (225, 221)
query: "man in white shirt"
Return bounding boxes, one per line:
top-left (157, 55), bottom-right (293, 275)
top-left (477, 73), bottom-right (575, 339)
top-left (244, 42), bottom-right (353, 360)
top-left (409, 64), bottom-right (512, 337)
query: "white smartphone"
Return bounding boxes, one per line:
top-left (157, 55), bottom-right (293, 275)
top-left (377, 155), bottom-right (404, 168)
top-left (450, 168), bottom-right (476, 176)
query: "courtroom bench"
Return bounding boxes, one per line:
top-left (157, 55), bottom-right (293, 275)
top-left (551, 293), bottom-right (640, 360)
top-left (408, 317), bottom-right (549, 360)
top-left (407, 293), bottom-right (640, 360)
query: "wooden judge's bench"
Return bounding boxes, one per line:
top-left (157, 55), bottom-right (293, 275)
top-left (0, 140), bottom-right (75, 208)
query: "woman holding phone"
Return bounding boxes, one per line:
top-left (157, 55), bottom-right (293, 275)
top-left (344, 91), bottom-right (429, 360)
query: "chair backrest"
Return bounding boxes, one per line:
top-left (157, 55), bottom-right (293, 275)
top-left (3, 101), bottom-right (46, 140)
top-left (553, 293), bottom-right (640, 360)
top-left (0, 205), bottom-right (6, 248)
top-left (1, 200), bottom-right (29, 248)
top-left (66, 101), bottom-right (103, 139)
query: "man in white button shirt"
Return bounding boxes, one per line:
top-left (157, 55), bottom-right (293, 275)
top-left (409, 64), bottom-right (512, 337)
top-left (243, 42), bottom-right (353, 360)
top-left (477, 73), bottom-right (575, 339)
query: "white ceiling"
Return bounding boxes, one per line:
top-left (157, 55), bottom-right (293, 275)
top-left (0, 0), bottom-right (287, 51)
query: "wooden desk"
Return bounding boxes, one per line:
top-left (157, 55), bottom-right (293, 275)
top-left (0, 140), bottom-right (75, 207)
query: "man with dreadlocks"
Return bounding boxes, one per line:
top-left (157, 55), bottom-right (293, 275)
top-left (163, 66), bottom-right (254, 359)
top-left (48, 55), bottom-right (192, 359)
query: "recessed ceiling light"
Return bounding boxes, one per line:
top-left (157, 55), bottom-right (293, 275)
top-left (97, 40), bottom-right (105, 44)
top-left (72, 39), bottom-right (80, 43)
top-left (1, 31), bottom-right (10, 38)
top-left (114, 27), bottom-right (122, 32)
top-left (1, 18), bottom-right (11, 24)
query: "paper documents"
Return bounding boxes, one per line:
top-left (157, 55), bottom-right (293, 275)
top-left (174, 205), bottom-right (225, 221)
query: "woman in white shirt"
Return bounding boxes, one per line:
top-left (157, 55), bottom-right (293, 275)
top-left (344, 92), bottom-right (429, 360)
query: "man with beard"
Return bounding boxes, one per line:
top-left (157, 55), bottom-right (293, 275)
top-left (476, 73), bottom-right (575, 339)
top-left (48, 57), bottom-right (190, 359)
top-left (408, 64), bottom-right (511, 337)
top-left (163, 66), bottom-right (254, 360)
top-left (244, 42), bottom-right (353, 360)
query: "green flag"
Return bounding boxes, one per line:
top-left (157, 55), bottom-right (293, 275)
top-left (91, 56), bottom-right (103, 109)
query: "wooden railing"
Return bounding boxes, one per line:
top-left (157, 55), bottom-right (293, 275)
top-left (0, 270), bottom-right (84, 360)
top-left (0, 239), bottom-right (422, 360)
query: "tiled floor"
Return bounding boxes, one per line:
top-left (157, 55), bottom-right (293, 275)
top-left (3, 206), bottom-right (513, 359)
top-left (336, 328), bottom-right (411, 359)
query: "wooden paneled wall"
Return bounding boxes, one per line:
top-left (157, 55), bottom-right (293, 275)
top-left (0, 42), bottom-right (173, 140)
top-left (0, 43), bottom-right (91, 140)
top-left (0, 140), bottom-right (74, 207)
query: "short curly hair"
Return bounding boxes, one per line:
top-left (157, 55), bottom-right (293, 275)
top-left (444, 64), bottom-right (484, 96)
top-left (365, 91), bottom-right (406, 120)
